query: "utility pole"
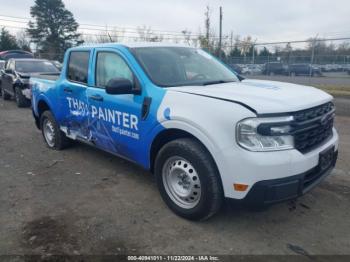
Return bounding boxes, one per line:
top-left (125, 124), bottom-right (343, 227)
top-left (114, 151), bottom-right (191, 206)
top-left (219, 6), bottom-right (223, 59)
top-left (252, 44), bottom-right (255, 64)
top-left (310, 33), bottom-right (319, 78)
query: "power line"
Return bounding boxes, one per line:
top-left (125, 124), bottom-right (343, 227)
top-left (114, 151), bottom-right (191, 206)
top-left (1, 14), bottom-right (350, 46)
top-left (0, 23), bottom-right (196, 41)
top-left (255, 37), bottom-right (350, 46)
top-left (0, 14), bottom-right (210, 38)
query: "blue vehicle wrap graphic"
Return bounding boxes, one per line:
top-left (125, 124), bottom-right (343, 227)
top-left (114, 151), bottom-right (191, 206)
top-left (32, 44), bottom-right (167, 169)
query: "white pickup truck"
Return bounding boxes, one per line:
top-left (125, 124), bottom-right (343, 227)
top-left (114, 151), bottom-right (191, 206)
top-left (31, 43), bottom-right (338, 220)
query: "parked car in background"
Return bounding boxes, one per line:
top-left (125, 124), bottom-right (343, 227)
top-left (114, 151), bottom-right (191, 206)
top-left (51, 60), bottom-right (63, 70)
top-left (288, 64), bottom-right (322, 77)
top-left (321, 64), bottom-right (343, 72)
top-left (0, 50), bottom-right (34, 61)
top-left (241, 64), bottom-right (262, 75)
top-left (0, 51), bottom-right (34, 97)
top-left (1, 59), bottom-right (59, 107)
top-left (228, 64), bottom-right (242, 74)
top-left (262, 62), bottom-right (286, 75)
top-left (0, 60), bottom-right (5, 97)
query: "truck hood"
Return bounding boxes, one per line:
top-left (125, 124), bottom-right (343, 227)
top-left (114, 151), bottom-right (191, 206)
top-left (168, 79), bottom-right (333, 114)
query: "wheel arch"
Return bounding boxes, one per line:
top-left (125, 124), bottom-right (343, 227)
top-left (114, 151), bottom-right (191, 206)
top-left (34, 98), bottom-right (52, 129)
top-left (149, 124), bottom-right (220, 180)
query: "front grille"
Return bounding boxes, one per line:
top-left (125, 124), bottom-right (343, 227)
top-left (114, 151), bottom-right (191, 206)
top-left (292, 102), bottom-right (335, 153)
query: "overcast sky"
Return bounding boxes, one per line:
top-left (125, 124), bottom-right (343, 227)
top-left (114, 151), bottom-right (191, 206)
top-left (0, 0), bottom-right (349, 42)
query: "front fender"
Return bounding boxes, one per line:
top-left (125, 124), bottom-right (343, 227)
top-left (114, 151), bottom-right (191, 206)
top-left (156, 119), bottom-right (219, 156)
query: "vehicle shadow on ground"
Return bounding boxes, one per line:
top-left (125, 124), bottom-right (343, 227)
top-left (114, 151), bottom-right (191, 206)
top-left (64, 140), bottom-right (311, 223)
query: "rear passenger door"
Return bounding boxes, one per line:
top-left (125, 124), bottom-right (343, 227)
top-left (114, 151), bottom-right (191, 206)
top-left (59, 51), bottom-right (91, 140)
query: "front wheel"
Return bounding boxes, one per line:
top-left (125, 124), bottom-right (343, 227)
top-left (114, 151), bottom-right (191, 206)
top-left (155, 138), bottom-right (223, 221)
top-left (40, 111), bottom-right (70, 150)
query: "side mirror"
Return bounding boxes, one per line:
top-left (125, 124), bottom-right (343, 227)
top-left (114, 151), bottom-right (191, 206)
top-left (5, 69), bottom-right (13, 74)
top-left (236, 74), bottom-right (245, 81)
top-left (105, 78), bottom-right (140, 95)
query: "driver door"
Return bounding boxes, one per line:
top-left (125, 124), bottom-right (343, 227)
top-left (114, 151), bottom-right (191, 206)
top-left (2, 60), bottom-right (16, 96)
top-left (86, 49), bottom-right (143, 160)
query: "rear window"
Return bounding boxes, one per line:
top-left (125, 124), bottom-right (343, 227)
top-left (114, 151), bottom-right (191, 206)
top-left (15, 61), bottom-right (59, 73)
top-left (67, 51), bottom-right (90, 84)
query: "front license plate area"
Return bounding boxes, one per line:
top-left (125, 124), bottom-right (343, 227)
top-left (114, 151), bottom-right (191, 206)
top-left (319, 146), bottom-right (334, 172)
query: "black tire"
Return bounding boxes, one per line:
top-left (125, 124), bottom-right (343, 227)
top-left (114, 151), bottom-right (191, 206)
top-left (40, 111), bottom-right (70, 150)
top-left (14, 86), bottom-right (31, 108)
top-left (155, 138), bottom-right (223, 221)
top-left (2, 87), bottom-right (11, 100)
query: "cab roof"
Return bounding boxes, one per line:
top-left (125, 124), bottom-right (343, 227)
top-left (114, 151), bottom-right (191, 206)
top-left (75, 42), bottom-right (192, 50)
top-left (8, 58), bottom-right (50, 62)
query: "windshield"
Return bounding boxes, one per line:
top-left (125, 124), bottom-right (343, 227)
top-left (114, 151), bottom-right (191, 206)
top-left (15, 61), bottom-right (59, 73)
top-left (131, 47), bottom-right (238, 87)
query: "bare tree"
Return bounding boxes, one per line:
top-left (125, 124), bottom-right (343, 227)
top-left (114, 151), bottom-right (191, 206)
top-left (137, 25), bottom-right (163, 42)
top-left (240, 35), bottom-right (253, 62)
top-left (82, 27), bottom-right (125, 44)
top-left (181, 29), bottom-right (192, 45)
top-left (16, 30), bottom-right (31, 51)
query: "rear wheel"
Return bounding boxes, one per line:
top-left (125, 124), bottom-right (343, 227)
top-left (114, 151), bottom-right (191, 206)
top-left (14, 86), bottom-right (30, 107)
top-left (40, 111), bottom-right (70, 150)
top-left (155, 138), bottom-right (223, 221)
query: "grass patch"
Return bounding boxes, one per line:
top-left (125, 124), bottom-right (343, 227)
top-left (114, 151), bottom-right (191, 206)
top-left (312, 85), bottom-right (350, 97)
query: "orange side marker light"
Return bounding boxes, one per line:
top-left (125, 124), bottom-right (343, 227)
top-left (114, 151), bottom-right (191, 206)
top-left (234, 183), bottom-right (249, 191)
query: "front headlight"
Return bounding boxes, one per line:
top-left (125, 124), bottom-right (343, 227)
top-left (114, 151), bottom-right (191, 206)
top-left (236, 116), bottom-right (294, 151)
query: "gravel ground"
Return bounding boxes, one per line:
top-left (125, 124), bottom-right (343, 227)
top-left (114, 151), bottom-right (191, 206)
top-left (0, 98), bottom-right (349, 257)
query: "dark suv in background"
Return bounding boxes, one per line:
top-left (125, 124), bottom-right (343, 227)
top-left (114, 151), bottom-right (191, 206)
top-left (0, 50), bottom-right (34, 98)
top-left (262, 62), bottom-right (286, 75)
top-left (0, 50), bottom-right (34, 60)
top-left (288, 64), bottom-right (322, 77)
top-left (1, 58), bottom-right (59, 107)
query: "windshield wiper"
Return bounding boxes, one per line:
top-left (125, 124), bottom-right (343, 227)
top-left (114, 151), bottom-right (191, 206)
top-left (201, 80), bottom-right (235, 86)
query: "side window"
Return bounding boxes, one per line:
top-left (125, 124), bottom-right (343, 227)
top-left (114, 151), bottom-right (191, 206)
top-left (67, 51), bottom-right (90, 84)
top-left (95, 52), bottom-right (133, 88)
top-left (7, 60), bottom-right (14, 70)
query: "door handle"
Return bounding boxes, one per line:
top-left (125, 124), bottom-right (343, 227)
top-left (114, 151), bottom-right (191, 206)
top-left (89, 95), bottom-right (104, 102)
top-left (64, 88), bottom-right (73, 93)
